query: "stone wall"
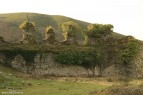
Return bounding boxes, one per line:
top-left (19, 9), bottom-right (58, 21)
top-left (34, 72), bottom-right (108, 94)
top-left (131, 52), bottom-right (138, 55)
top-left (11, 53), bottom-right (92, 77)
top-left (33, 53), bottom-right (90, 76)
top-left (0, 51), bottom-right (142, 77)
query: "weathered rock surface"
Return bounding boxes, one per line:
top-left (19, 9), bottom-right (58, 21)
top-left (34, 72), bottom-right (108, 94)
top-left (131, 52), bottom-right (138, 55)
top-left (0, 51), bottom-right (143, 77)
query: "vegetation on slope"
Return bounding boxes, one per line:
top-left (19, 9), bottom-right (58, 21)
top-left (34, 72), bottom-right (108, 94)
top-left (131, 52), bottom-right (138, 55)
top-left (0, 12), bottom-right (89, 42)
top-left (0, 65), bottom-right (109, 95)
top-left (0, 12), bottom-right (140, 77)
top-left (0, 12), bottom-right (142, 95)
top-left (0, 64), bottom-right (143, 95)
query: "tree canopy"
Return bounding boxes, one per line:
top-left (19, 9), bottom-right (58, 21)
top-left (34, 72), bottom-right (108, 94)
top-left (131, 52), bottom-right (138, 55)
top-left (61, 21), bottom-right (81, 39)
top-left (19, 21), bottom-right (36, 32)
top-left (45, 26), bottom-right (55, 34)
top-left (117, 36), bottom-right (139, 66)
top-left (87, 24), bottom-right (113, 38)
top-left (43, 26), bottom-right (57, 45)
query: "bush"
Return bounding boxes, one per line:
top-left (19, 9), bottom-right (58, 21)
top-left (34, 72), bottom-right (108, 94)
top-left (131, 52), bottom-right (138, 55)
top-left (54, 51), bottom-right (79, 65)
top-left (0, 47), bottom-right (37, 66)
top-left (54, 50), bottom-right (99, 72)
top-left (117, 36), bottom-right (139, 66)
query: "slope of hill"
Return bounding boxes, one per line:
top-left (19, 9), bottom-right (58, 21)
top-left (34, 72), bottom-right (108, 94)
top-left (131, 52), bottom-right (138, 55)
top-left (0, 12), bottom-right (90, 42)
top-left (0, 12), bottom-right (125, 43)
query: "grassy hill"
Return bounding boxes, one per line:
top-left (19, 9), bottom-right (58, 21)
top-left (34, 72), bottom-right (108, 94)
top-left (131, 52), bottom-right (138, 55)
top-left (0, 12), bottom-right (90, 42)
top-left (0, 12), bottom-right (124, 43)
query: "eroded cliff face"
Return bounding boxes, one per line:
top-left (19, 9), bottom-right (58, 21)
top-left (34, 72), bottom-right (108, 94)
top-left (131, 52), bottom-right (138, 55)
top-left (11, 53), bottom-right (91, 77)
top-left (0, 51), bottom-right (143, 77)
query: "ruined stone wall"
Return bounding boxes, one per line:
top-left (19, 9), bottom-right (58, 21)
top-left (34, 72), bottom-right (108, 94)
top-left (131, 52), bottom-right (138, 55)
top-left (11, 53), bottom-right (91, 77)
top-left (0, 52), bottom-right (142, 77)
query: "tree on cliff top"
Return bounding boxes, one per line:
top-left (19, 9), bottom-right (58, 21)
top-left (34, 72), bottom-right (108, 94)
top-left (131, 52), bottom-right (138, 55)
top-left (18, 14), bottom-right (36, 44)
top-left (43, 26), bottom-right (58, 45)
top-left (87, 24), bottom-right (113, 38)
top-left (19, 14), bottom-right (36, 32)
top-left (61, 21), bottom-right (82, 45)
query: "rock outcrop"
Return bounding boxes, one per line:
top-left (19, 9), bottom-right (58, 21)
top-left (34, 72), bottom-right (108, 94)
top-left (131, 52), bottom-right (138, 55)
top-left (0, 46), bottom-right (143, 77)
top-left (5, 52), bottom-right (142, 77)
top-left (11, 53), bottom-right (90, 77)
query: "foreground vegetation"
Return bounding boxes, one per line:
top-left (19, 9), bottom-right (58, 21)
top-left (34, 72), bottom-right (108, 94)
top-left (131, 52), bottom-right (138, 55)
top-left (0, 78), bottom-right (108, 95)
top-left (0, 35), bottom-right (140, 77)
top-left (0, 65), bottom-right (108, 95)
top-left (1, 76), bottom-right (143, 95)
top-left (0, 64), bottom-right (143, 95)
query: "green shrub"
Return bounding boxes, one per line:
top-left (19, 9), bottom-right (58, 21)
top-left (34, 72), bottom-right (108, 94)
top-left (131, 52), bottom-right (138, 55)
top-left (117, 36), bottom-right (139, 65)
top-left (0, 47), bottom-right (37, 65)
top-left (54, 51), bottom-right (79, 65)
top-left (54, 50), bottom-right (100, 75)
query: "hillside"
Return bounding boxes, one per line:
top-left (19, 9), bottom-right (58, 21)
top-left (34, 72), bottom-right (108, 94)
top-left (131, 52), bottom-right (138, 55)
top-left (0, 12), bottom-right (90, 42)
top-left (0, 12), bottom-right (124, 42)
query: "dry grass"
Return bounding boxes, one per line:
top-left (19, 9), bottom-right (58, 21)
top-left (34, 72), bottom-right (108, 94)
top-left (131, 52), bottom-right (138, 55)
top-left (89, 77), bottom-right (143, 95)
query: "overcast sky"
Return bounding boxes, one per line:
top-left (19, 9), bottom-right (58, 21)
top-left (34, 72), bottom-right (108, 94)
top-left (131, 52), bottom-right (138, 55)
top-left (0, 0), bottom-right (143, 40)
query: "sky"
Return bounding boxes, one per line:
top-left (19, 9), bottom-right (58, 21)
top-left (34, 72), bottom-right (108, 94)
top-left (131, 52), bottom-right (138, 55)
top-left (0, 0), bottom-right (143, 40)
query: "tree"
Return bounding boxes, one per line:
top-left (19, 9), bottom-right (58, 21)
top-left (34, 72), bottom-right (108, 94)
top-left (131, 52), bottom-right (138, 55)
top-left (43, 26), bottom-right (58, 45)
top-left (54, 50), bottom-right (100, 77)
top-left (19, 15), bottom-right (36, 44)
top-left (61, 21), bottom-right (81, 45)
top-left (19, 21), bottom-right (36, 32)
top-left (102, 36), bottom-right (139, 76)
top-left (117, 36), bottom-right (139, 65)
top-left (87, 24), bottom-right (113, 38)
top-left (54, 51), bottom-right (79, 65)
top-left (87, 23), bottom-right (113, 45)
top-left (95, 37), bottom-right (118, 77)
top-left (79, 51), bottom-right (101, 77)
top-left (86, 23), bottom-right (115, 76)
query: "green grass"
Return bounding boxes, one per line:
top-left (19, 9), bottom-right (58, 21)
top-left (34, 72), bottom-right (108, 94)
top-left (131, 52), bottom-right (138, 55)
top-left (0, 64), bottom-right (108, 95)
top-left (1, 77), bottom-right (143, 95)
top-left (0, 77), bottom-right (108, 95)
top-left (1, 64), bottom-right (143, 95)
top-left (0, 75), bottom-right (23, 89)
top-left (20, 79), bottom-right (107, 95)
top-left (0, 65), bottom-right (31, 90)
